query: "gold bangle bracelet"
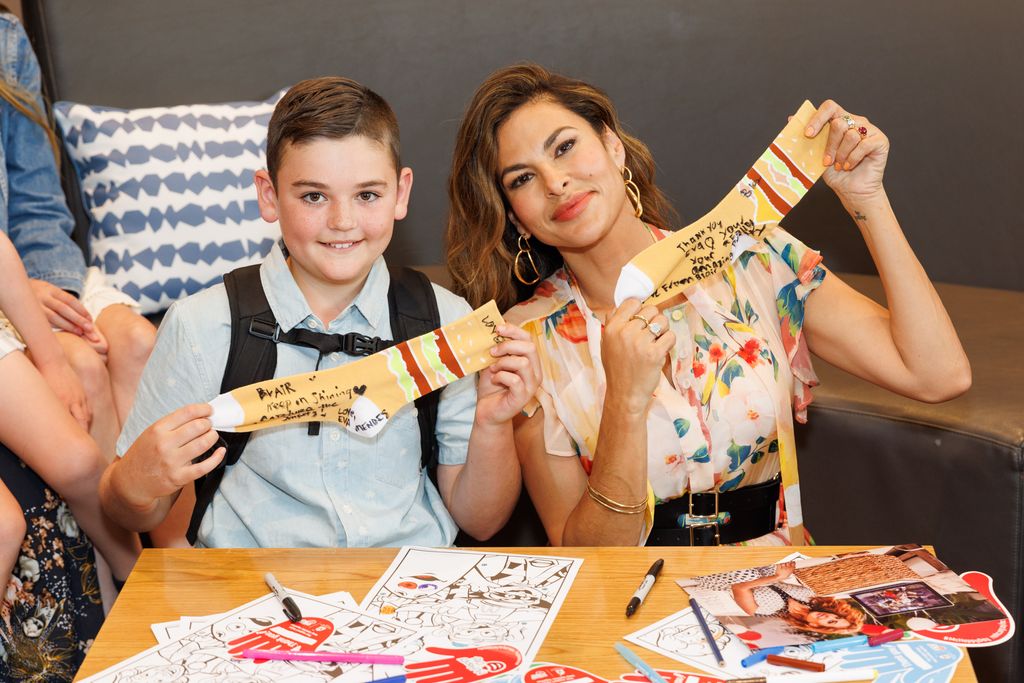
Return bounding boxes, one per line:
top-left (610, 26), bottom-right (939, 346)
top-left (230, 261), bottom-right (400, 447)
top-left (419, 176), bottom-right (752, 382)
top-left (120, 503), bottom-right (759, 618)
top-left (586, 482), bottom-right (646, 514)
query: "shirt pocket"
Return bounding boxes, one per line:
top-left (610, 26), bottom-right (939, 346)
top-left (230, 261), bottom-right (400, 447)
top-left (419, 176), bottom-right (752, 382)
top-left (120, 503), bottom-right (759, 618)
top-left (373, 404), bottom-right (424, 489)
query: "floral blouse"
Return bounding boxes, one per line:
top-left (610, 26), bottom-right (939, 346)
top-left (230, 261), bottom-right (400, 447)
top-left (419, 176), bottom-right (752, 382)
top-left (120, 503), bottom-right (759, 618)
top-left (504, 226), bottom-right (826, 543)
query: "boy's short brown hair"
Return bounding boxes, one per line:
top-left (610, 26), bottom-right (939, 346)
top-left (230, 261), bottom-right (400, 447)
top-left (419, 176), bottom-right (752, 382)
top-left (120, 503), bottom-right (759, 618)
top-left (266, 76), bottom-right (400, 183)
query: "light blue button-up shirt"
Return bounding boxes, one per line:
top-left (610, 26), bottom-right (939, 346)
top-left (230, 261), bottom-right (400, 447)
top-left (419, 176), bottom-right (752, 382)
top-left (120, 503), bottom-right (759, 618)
top-left (117, 244), bottom-right (477, 547)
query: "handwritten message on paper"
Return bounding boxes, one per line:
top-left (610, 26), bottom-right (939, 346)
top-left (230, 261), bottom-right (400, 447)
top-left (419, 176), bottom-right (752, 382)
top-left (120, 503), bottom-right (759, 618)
top-left (209, 301), bottom-right (505, 436)
top-left (614, 101), bottom-right (827, 306)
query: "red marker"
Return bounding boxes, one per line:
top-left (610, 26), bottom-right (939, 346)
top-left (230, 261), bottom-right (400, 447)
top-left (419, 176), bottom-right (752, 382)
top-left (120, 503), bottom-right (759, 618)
top-left (868, 629), bottom-right (905, 646)
top-left (764, 654), bottom-right (826, 672)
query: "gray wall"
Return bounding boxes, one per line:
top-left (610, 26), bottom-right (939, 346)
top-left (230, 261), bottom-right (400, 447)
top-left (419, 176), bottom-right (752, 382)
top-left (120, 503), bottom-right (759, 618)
top-left (26, 0), bottom-right (1023, 291)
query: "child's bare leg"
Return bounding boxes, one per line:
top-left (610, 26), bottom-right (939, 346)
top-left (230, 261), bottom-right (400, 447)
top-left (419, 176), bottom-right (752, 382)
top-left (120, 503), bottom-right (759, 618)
top-left (0, 482), bottom-right (25, 582)
top-left (0, 351), bottom-right (140, 579)
top-left (54, 331), bottom-right (120, 459)
top-left (95, 304), bottom-right (156, 424)
top-left (147, 484), bottom-right (195, 548)
top-left (0, 481), bottom-right (26, 630)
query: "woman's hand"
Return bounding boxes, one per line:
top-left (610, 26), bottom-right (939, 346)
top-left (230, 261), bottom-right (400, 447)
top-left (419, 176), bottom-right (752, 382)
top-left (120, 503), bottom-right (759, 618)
top-left (601, 299), bottom-right (675, 415)
top-left (805, 99), bottom-right (890, 201)
top-left (475, 324), bottom-right (542, 425)
top-left (774, 561), bottom-right (796, 581)
top-left (35, 356), bottom-right (91, 431)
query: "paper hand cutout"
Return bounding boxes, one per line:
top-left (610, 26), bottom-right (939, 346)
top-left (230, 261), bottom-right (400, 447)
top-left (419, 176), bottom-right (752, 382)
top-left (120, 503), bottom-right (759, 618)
top-left (909, 571), bottom-right (1015, 647)
top-left (227, 617), bottom-right (334, 660)
top-left (406, 645), bottom-right (523, 683)
top-left (614, 100), bottom-right (827, 307)
top-left (524, 664), bottom-right (724, 683)
top-left (834, 641), bottom-right (962, 683)
top-left (619, 668), bottom-right (725, 683)
top-left (209, 300), bottom-right (505, 437)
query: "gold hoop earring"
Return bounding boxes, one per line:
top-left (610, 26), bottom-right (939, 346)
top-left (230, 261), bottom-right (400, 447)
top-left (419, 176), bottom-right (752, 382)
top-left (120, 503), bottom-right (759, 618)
top-left (513, 234), bottom-right (541, 285)
top-left (622, 166), bottom-right (644, 219)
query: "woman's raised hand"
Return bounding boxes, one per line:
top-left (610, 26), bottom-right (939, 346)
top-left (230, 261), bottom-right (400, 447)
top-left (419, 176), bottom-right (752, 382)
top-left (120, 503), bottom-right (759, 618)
top-left (601, 299), bottom-right (675, 416)
top-left (805, 99), bottom-right (890, 200)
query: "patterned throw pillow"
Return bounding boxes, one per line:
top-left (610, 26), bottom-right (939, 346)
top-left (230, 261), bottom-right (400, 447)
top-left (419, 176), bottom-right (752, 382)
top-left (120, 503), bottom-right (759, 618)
top-left (54, 92), bottom-right (284, 313)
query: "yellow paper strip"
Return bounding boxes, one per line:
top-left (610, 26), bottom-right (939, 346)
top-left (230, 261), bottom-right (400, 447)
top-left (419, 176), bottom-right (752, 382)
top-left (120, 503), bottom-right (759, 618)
top-left (209, 301), bottom-right (505, 436)
top-left (615, 100), bottom-right (828, 306)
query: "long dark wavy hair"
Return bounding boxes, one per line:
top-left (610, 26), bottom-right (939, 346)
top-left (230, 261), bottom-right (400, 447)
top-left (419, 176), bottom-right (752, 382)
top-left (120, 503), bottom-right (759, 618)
top-left (446, 63), bottom-right (678, 310)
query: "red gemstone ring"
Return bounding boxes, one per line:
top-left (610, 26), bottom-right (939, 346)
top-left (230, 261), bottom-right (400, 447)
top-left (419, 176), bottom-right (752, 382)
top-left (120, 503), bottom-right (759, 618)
top-left (857, 125), bottom-right (869, 139)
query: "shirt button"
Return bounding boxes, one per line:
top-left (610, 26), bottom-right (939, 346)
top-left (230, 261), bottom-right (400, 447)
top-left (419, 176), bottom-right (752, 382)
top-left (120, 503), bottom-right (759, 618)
top-left (307, 319), bottom-right (318, 329)
top-left (671, 309), bottom-right (684, 321)
top-left (329, 430), bottom-right (341, 442)
top-left (342, 504), bottom-right (353, 514)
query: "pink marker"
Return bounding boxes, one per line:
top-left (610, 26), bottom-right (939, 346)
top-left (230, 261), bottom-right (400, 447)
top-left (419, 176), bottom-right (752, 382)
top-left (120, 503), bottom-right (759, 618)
top-left (240, 649), bottom-right (405, 664)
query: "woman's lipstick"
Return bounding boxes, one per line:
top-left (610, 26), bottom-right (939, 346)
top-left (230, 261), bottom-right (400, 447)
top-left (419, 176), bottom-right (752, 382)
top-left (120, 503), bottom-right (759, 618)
top-left (552, 191), bottom-right (594, 222)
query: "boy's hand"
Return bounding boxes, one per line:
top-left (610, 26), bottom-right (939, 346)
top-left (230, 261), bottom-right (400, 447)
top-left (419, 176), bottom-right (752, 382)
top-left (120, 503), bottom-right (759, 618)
top-left (116, 404), bottom-right (226, 510)
top-left (29, 279), bottom-right (106, 349)
top-left (475, 324), bottom-right (540, 425)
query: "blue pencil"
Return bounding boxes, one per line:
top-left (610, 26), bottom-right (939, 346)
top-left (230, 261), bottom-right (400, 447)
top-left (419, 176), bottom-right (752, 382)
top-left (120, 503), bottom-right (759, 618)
top-left (370, 675), bottom-right (407, 683)
top-left (614, 642), bottom-right (669, 683)
top-left (689, 597), bottom-right (726, 666)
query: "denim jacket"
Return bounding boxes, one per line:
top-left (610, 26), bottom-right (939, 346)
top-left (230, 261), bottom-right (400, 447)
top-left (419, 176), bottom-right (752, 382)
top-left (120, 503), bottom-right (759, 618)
top-left (1, 13), bottom-right (85, 294)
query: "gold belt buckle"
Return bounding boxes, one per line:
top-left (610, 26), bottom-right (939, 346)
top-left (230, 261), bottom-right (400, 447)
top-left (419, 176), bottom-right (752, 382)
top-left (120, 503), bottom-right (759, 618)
top-left (687, 490), bottom-right (721, 546)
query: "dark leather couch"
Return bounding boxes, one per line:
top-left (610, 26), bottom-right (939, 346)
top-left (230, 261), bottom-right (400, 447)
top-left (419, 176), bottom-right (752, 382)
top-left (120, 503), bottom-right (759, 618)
top-left (24, 1), bottom-right (1022, 679)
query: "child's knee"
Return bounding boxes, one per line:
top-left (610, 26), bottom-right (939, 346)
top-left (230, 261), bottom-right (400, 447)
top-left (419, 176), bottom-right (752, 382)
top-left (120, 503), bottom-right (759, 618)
top-left (114, 314), bottom-right (156, 368)
top-left (61, 336), bottom-right (110, 395)
top-left (48, 434), bottom-right (105, 494)
top-left (0, 507), bottom-right (26, 552)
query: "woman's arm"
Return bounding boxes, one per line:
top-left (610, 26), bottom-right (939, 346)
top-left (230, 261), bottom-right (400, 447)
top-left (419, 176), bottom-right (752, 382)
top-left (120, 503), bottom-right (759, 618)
top-left (439, 324), bottom-right (540, 540)
top-left (516, 300), bottom-right (675, 546)
top-left (801, 101), bottom-right (970, 403)
top-left (731, 562), bottom-right (795, 615)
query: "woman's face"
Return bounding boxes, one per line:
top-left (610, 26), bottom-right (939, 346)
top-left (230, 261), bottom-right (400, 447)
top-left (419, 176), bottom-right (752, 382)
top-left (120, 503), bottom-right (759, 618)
top-left (806, 610), bottom-right (851, 629)
top-left (495, 99), bottom-right (631, 251)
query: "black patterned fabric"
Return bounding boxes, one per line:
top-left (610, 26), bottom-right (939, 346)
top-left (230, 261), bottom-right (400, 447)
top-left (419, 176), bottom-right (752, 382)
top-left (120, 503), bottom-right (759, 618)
top-left (0, 444), bottom-right (103, 682)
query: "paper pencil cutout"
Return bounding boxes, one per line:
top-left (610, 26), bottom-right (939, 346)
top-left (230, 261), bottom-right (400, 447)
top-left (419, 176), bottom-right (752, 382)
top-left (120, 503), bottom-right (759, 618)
top-left (614, 100), bottom-right (828, 306)
top-left (209, 300), bottom-right (505, 437)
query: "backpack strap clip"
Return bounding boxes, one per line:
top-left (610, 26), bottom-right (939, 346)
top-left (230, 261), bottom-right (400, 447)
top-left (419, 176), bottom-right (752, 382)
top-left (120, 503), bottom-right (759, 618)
top-left (249, 317), bottom-right (280, 342)
top-left (343, 332), bottom-right (389, 356)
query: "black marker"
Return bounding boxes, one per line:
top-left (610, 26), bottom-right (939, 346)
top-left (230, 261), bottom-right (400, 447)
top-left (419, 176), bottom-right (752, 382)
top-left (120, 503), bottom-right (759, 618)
top-left (625, 558), bottom-right (664, 617)
top-left (265, 572), bottom-right (302, 622)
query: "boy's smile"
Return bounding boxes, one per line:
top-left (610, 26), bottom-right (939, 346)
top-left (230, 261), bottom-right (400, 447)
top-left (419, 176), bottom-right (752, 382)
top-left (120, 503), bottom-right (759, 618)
top-left (254, 135), bottom-right (413, 322)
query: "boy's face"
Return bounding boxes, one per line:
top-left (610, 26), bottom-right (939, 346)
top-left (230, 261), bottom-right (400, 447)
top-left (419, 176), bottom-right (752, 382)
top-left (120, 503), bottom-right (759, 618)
top-left (254, 135), bottom-right (412, 306)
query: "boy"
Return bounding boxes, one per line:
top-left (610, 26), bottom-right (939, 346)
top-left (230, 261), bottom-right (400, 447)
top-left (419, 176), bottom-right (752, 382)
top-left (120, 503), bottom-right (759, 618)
top-left (99, 77), bottom-right (538, 547)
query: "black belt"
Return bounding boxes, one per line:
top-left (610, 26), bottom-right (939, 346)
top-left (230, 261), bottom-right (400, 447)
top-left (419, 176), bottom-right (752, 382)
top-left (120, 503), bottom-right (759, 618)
top-left (647, 475), bottom-right (781, 546)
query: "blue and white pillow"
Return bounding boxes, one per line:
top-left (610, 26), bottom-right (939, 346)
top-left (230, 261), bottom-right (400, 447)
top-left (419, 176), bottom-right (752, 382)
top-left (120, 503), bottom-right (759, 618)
top-left (54, 91), bottom-right (285, 313)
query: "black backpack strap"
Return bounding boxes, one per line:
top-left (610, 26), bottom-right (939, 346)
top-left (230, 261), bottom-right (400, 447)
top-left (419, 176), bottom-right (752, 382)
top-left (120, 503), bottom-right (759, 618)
top-left (387, 267), bottom-right (442, 477)
top-left (186, 264), bottom-right (278, 544)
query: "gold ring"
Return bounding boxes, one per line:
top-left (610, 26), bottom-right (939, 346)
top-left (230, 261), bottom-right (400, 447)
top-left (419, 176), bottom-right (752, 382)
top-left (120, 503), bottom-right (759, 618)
top-left (629, 314), bottom-right (650, 329)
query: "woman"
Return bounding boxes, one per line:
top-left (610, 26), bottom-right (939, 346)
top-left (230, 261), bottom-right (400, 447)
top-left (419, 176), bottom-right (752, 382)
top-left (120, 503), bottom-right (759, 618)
top-left (446, 63), bottom-right (969, 546)
top-left (696, 562), bottom-right (865, 636)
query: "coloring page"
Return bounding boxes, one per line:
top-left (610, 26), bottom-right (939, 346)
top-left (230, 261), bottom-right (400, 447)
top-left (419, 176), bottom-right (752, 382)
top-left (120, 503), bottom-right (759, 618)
top-left (82, 591), bottom-right (420, 682)
top-left (151, 591), bottom-right (358, 645)
top-left (360, 547), bottom-right (582, 674)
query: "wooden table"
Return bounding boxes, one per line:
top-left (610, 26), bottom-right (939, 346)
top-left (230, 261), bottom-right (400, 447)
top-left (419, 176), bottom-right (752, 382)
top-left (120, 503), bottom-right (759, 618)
top-left (75, 546), bottom-right (977, 681)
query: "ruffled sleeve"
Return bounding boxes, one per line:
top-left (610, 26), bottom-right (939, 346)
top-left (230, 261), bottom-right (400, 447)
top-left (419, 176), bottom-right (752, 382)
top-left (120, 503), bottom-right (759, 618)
top-left (762, 227), bottom-right (826, 423)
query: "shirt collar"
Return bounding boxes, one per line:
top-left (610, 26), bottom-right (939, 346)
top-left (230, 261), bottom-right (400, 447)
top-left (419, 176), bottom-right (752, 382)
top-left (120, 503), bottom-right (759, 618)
top-left (259, 241), bottom-right (391, 332)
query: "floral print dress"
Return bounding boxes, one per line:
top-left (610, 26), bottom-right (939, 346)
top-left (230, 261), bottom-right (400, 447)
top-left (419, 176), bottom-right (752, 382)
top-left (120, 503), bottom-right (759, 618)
top-left (504, 226), bottom-right (826, 545)
top-left (0, 446), bottom-right (103, 682)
